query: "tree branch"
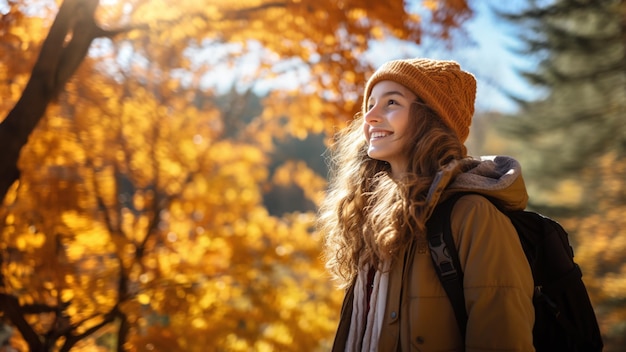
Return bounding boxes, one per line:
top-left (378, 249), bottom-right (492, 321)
top-left (59, 304), bottom-right (121, 352)
top-left (0, 293), bottom-right (43, 351)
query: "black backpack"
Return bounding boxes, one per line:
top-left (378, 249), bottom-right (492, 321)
top-left (426, 193), bottom-right (603, 352)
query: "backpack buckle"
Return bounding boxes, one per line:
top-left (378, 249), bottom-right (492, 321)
top-left (428, 231), bottom-right (457, 280)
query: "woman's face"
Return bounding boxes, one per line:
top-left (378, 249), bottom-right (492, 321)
top-left (363, 80), bottom-right (417, 177)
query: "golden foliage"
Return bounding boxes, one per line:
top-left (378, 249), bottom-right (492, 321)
top-left (272, 161), bottom-right (327, 207)
top-left (0, 9), bottom-right (49, 117)
top-left (0, 0), bottom-right (471, 350)
top-left (564, 153), bottom-right (626, 339)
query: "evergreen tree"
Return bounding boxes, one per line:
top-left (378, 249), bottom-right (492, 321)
top-left (497, 0), bottom-right (625, 209)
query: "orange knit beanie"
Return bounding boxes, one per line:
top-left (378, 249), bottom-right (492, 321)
top-left (362, 58), bottom-right (476, 143)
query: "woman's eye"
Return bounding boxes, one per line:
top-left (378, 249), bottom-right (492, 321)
top-left (367, 99), bottom-right (398, 110)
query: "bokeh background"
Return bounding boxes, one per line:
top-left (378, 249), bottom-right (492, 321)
top-left (0, 0), bottom-right (624, 351)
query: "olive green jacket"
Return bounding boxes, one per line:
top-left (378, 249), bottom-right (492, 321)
top-left (332, 156), bottom-right (535, 352)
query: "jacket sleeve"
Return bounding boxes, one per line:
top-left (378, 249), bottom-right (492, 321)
top-left (451, 194), bottom-right (535, 352)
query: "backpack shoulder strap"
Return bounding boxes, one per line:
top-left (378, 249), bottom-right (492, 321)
top-left (426, 193), bottom-right (468, 338)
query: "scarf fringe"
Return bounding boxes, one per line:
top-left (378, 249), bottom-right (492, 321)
top-left (345, 262), bottom-right (390, 352)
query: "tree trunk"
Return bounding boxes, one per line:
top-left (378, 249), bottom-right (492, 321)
top-left (0, 0), bottom-right (101, 203)
top-left (0, 1), bottom-right (101, 350)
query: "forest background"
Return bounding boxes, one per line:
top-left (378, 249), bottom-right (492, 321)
top-left (0, 0), bottom-right (624, 351)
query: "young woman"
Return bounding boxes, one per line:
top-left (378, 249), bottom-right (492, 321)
top-left (318, 58), bottom-right (535, 351)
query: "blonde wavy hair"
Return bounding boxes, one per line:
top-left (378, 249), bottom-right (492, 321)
top-left (318, 103), bottom-right (466, 288)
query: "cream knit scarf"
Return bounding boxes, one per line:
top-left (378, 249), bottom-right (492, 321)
top-left (345, 262), bottom-right (390, 352)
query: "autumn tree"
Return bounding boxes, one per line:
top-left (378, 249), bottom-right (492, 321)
top-left (0, 0), bottom-right (472, 350)
top-left (496, 0), bottom-right (626, 349)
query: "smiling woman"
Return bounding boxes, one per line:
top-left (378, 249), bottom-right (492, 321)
top-left (317, 58), bottom-right (535, 351)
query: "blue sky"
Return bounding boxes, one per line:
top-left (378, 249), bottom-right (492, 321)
top-left (435, 1), bottom-right (542, 113)
top-left (366, 1), bottom-right (541, 114)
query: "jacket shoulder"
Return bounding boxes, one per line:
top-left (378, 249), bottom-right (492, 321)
top-left (448, 193), bottom-right (502, 216)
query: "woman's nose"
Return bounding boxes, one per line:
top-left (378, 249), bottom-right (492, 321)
top-left (364, 105), bottom-right (380, 124)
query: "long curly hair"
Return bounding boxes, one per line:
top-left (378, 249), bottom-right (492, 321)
top-left (318, 102), bottom-right (466, 288)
